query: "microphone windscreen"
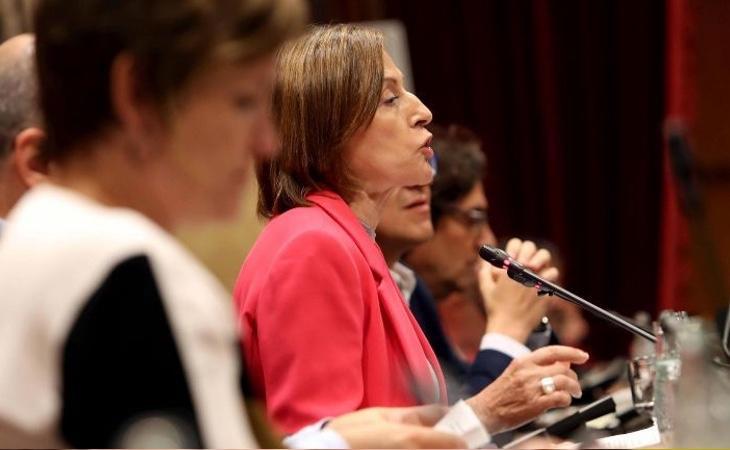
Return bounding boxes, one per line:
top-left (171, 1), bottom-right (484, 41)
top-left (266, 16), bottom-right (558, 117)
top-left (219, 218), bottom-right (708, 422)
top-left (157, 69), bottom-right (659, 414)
top-left (479, 245), bottom-right (509, 267)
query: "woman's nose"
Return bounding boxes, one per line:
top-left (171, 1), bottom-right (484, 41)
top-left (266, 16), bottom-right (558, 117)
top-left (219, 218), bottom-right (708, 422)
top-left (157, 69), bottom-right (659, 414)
top-left (409, 92), bottom-right (433, 128)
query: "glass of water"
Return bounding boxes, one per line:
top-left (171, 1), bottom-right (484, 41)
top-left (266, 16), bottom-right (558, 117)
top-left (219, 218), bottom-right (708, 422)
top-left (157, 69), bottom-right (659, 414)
top-left (628, 354), bottom-right (656, 411)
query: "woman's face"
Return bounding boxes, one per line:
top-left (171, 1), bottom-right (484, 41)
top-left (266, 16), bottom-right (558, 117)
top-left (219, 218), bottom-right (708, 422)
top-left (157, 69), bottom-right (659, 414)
top-left (346, 51), bottom-right (434, 194)
top-left (157, 55), bottom-right (277, 222)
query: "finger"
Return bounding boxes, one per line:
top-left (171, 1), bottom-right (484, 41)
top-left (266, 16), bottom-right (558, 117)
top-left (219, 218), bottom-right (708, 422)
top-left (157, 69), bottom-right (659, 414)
top-left (407, 428), bottom-right (468, 449)
top-left (393, 404), bottom-right (450, 426)
top-left (535, 391), bottom-right (573, 411)
top-left (539, 362), bottom-right (579, 382)
top-left (478, 260), bottom-right (498, 282)
top-left (529, 345), bottom-right (589, 366)
top-left (337, 423), bottom-right (468, 449)
top-left (550, 374), bottom-right (583, 398)
top-left (538, 267), bottom-right (559, 282)
top-left (527, 248), bottom-right (552, 271)
top-left (516, 240), bottom-right (537, 264)
top-left (478, 263), bottom-right (500, 295)
top-left (505, 238), bottom-right (522, 258)
top-left (489, 265), bottom-right (508, 282)
top-left (491, 265), bottom-right (503, 283)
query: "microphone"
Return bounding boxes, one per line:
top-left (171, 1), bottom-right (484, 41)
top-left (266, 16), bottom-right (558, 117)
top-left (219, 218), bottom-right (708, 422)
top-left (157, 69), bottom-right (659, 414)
top-left (479, 245), bottom-right (656, 343)
top-left (504, 395), bottom-right (617, 448)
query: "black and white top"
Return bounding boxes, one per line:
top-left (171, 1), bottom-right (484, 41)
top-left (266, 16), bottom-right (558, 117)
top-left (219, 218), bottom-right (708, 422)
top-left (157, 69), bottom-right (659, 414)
top-left (0, 184), bottom-right (258, 448)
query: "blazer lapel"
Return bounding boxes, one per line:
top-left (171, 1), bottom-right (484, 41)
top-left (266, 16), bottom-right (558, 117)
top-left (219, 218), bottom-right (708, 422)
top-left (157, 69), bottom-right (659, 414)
top-left (307, 191), bottom-right (448, 404)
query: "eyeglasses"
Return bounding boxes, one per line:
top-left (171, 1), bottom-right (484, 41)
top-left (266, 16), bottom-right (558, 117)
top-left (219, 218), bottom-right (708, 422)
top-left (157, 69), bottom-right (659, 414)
top-left (442, 205), bottom-right (489, 231)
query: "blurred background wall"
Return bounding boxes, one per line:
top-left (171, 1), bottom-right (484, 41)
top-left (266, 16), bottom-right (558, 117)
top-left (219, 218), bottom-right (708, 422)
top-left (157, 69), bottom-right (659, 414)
top-left (0, 0), bottom-right (34, 40)
top-left (690, 0), bottom-right (730, 329)
top-left (3, 0), bottom-right (730, 360)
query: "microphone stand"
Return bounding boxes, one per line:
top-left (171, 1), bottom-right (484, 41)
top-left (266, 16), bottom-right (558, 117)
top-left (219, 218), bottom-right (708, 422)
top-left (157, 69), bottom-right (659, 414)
top-left (480, 245), bottom-right (656, 343)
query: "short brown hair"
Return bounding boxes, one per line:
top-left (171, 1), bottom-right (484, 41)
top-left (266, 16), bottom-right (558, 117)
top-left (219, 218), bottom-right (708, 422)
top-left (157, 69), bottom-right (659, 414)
top-left (34, 0), bottom-right (307, 162)
top-left (0, 35), bottom-right (38, 161)
top-left (257, 24), bottom-right (384, 218)
top-left (430, 124), bottom-right (487, 225)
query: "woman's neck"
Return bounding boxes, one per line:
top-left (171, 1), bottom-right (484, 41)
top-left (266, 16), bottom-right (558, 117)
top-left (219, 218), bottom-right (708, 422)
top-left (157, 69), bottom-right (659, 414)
top-left (348, 187), bottom-right (394, 231)
top-left (50, 136), bottom-right (176, 231)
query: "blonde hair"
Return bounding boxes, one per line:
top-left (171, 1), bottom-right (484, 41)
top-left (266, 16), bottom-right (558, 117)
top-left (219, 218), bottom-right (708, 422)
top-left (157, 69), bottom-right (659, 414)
top-left (257, 24), bottom-right (384, 217)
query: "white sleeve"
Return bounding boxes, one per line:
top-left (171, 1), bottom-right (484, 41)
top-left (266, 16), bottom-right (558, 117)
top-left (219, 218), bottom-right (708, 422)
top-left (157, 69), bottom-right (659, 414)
top-left (434, 400), bottom-right (492, 449)
top-left (480, 332), bottom-right (531, 359)
top-left (283, 419), bottom-right (350, 449)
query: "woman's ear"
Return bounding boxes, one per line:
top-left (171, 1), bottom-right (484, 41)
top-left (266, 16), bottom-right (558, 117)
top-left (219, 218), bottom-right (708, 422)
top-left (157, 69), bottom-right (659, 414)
top-left (13, 127), bottom-right (48, 187)
top-left (109, 53), bottom-right (163, 160)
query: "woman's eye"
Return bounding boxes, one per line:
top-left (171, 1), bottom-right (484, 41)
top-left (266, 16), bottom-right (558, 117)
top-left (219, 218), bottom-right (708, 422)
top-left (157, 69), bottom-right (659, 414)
top-left (234, 95), bottom-right (257, 110)
top-left (383, 95), bottom-right (399, 105)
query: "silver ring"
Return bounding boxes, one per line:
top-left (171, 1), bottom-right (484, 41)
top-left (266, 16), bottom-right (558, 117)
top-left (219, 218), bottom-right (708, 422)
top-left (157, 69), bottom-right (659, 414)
top-left (540, 376), bottom-right (556, 395)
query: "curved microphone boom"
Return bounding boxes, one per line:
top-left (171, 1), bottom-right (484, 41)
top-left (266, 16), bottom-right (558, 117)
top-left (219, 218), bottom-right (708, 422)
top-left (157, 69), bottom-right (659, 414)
top-left (479, 245), bottom-right (656, 343)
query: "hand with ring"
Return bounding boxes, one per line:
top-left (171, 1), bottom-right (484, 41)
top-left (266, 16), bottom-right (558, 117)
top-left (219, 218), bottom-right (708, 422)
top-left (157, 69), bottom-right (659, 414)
top-left (465, 345), bottom-right (589, 435)
top-left (540, 376), bottom-right (556, 395)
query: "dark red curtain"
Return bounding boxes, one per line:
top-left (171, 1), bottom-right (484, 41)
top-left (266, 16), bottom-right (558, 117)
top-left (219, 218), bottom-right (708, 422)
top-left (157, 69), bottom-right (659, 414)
top-left (310, 0), bottom-right (667, 360)
top-left (659, 0), bottom-right (692, 313)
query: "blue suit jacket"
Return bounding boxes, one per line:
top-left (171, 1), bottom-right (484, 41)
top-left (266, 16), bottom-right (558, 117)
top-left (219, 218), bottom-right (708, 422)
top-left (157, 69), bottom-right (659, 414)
top-left (408, 276), bottom-right (512, 399)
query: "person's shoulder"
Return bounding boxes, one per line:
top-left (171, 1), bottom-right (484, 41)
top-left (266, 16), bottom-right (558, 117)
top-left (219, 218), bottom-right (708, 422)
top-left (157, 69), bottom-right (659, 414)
top-left (0, 185), bottom-right (225, 313)
top-left (5, 184), bottom-right (161, 253)
top-left (238, 205), bottom-right (366, 292)
top-left (271, 203), bottom-right (335, 230)
top-left (255, 205), bottom-right (352, 253)
top-left (0, 187), bottom-right (197, 357)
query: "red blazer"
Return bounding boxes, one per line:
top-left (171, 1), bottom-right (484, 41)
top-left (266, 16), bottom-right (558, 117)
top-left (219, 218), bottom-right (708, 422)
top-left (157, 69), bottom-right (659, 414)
top-left (234, 191), bottom-right (446, 433)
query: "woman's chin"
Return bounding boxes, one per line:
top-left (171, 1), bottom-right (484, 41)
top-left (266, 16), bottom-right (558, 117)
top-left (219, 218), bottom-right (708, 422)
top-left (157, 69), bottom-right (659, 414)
top-left (390, 164), bottom-right (434, 189)
top-left (419, 165), bottom-right (435, 185)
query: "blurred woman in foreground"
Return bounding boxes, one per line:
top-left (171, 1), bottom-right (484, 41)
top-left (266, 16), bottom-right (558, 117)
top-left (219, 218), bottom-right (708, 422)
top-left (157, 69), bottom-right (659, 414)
top-left (0, 1), bottom-right (465, 448)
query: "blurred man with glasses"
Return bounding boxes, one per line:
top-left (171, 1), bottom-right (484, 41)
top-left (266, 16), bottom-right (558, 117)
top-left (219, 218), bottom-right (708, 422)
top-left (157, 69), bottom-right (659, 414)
top-left (377, 125), bottom-right (558, 402)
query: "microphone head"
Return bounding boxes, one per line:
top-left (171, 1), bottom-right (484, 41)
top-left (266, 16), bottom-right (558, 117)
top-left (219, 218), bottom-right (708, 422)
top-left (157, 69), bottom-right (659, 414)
top-left (479, 244), bottom-right (510, 268)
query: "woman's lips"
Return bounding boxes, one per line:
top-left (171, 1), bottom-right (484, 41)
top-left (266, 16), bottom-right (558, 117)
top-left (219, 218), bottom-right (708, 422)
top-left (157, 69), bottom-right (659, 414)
top-left (420, 134), bottom-right (434, 158)
top-left (420, 145), bottom-right (434, 159)
top-left (405, 198), bottom-right (430, 212)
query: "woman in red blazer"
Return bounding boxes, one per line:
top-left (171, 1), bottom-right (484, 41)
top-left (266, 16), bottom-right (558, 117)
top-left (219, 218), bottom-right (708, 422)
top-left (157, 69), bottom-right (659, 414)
top-left (235, 23), bottom-right (588, 437)
top-left (235, 24), bottom-right (441, 433)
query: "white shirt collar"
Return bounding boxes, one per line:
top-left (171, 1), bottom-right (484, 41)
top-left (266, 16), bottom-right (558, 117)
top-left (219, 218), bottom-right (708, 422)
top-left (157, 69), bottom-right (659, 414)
top-left (389, 261), bottom-right (417, 305)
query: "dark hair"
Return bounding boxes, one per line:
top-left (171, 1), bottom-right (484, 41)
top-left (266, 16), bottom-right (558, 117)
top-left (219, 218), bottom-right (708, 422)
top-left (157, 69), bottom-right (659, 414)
top-left (34, 0), bottom-right (307, 162)
top-left (430, 124), bottom-right (487, 224)
top-left (256, 24), bottom-right (384, 218)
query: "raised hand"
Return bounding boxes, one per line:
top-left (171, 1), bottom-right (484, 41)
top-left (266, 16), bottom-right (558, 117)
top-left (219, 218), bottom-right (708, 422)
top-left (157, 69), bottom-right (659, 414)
top-left (466, 345), bottom-right (589, 434)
